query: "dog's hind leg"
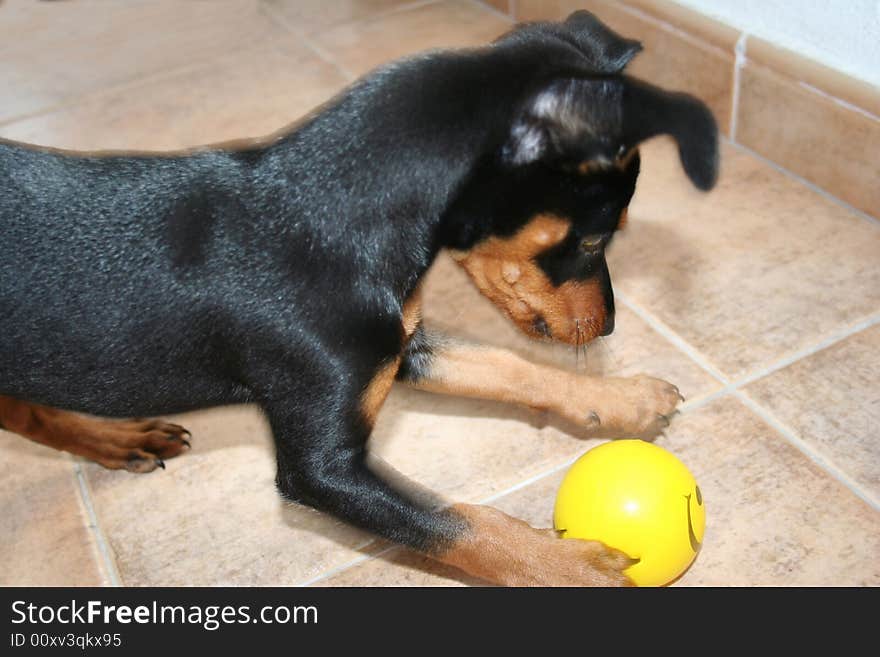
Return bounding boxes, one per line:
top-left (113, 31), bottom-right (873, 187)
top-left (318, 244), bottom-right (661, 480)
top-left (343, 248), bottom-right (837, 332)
top-left (0, 395), bottom-right (191, 472)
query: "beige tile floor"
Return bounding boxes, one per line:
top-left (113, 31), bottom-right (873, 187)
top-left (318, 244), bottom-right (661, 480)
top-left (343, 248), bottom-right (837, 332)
top-left (0, 0), bottom-right (878, 587)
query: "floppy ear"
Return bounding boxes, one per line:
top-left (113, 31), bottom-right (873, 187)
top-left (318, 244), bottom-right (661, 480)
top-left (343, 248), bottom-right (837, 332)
top-left (563, 10), bottom-right (643, 73)
top-left (501, 75), bottom-right (719, 191)
top-left (619, 76), bottom-right (719, 190)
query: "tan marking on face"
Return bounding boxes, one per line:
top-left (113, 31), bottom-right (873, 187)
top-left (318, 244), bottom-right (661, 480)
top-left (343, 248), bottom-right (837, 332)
top-left (618, 206), bottom-right (628, 230)
top-left (452, 215), bottom-right (607, 345)
top-left (577, 159), bottom-right (611, 175)
top-left (360, 287), bottom-right (424, 426)
top-left (577, 147), bottom-right (637, 176)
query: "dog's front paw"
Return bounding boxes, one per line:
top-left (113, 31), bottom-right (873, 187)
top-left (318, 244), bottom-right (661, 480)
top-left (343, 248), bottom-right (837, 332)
top-left (557, 374), bottom-right (683, 438)
top-left (516, 533), bottom-right (637, 587)
top-left (446, 505), bottom-right (636, 587)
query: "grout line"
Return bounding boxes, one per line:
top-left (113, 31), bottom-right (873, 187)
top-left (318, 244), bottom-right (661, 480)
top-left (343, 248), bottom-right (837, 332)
top-left (74, 464), bottom-right (122, 586)
top-left (619, 286), bottom-right (880, 395)
top-left (350, 0), bottom-right (441, 23)
top-left (617, 289), bottom-right (880, 508)
top-left (296, 35), bottom-right (358, 83)
top-left (679, 312), bottom-right (880, 413)
top-left (729, 32), bottom-right (747, 140)
top-left (614, 290), bottom-right (731, 385)
top-left (297, 542), bottom-right (395, 587)
top-left (795, 80), bottom-right (880, 123)
top-left (259, 1), bottom-right (357, 81)
top-left (478, 453), bottom-right (583, 505)
top-left (468, 0), bottom-right (514, 22)
top-left (725, 139), bottom-right (880, 227)
top-left (734, 390), bottom-right (879, 511)
top-left (614, 2), bottom-right (731, 58)
top-left (733, 312), bottom-right (880, 389)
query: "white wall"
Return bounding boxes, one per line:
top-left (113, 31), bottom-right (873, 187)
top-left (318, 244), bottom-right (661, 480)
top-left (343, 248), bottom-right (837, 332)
top-left (672, 0), bottom-right (880, 88)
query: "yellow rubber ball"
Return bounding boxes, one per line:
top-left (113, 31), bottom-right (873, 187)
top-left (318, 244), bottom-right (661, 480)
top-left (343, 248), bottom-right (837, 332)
top-left (554, 439), bottom-right (705, 586)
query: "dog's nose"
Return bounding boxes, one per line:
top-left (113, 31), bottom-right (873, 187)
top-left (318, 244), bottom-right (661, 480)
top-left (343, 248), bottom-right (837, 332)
top-left (600, 312), bottom-right (615, 336)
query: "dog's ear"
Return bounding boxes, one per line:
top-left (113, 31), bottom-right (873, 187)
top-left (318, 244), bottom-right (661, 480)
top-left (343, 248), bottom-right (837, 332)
top-left (562, 10), bottom-right (643, 73)
top-left (502, 75), bottom-right (719, 191)
top-left (619, 77), bottom-right (719, 190)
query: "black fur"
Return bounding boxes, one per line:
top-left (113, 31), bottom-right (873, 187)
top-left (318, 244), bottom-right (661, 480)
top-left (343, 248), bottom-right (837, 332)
top-left (0, 13), bottom-right (717, 554)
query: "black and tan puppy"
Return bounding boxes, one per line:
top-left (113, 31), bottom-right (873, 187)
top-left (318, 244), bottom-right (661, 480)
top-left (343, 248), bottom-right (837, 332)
top-left (0, 11), bottom-right (717, 586)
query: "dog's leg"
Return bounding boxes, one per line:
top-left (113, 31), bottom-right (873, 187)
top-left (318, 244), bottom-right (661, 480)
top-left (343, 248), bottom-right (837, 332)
top-left (397, 327), bottom-right (683, 437)
top-left (267, 396), bottom-right (634, 586)
top-left (0, 395), bottom-right (190, 472)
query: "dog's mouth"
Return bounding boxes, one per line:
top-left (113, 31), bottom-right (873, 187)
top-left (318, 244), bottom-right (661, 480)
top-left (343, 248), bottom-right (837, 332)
top-left (510, 304), bottom-right (605, 346)
top-left (531, 315), bottom-right (552, 338)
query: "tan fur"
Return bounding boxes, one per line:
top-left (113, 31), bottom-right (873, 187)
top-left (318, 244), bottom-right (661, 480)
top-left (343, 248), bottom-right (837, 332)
top-left (437, 503), bottom-right (635, 586)
top-left (450, 215), bottom-right (607, 344)
top-left (0, 395), bottom-right (190, 472)
top-left (359, 287), bottom-right (423, 426)
top-left (407, 342), bottom-right (683, 436)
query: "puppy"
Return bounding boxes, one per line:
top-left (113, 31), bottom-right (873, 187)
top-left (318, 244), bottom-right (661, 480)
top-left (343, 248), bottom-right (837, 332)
top-left (0, 11), bottom-right (717, 586)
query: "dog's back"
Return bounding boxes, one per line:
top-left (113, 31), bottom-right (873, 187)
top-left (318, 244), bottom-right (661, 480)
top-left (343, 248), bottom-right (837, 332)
top-left (0, 141), bottom-right (261, 414)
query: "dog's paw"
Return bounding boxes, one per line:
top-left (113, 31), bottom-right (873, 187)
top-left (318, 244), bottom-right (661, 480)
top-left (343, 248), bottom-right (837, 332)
top-left (446, 505), bottom-right (636, 587)
top-left (557, 374), bottom-right (683, 438)
top-left (514, 533), bottom-right (637, 587)
top-left (593, 374), bottom-right (683, 436)
top-left (80, 418), bottom-right (191, 473)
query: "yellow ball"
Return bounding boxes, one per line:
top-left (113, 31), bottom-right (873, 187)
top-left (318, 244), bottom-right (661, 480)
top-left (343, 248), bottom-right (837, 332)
top-left (554, 440), bottom-right (705, 586)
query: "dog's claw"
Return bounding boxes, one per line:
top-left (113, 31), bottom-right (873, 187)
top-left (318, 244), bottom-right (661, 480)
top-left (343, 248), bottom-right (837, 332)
top-left (657, 414), bottom-right (670, 427)
top-left (586, 411), bottom-right (601, 427)
top-left (670, 385), bottom-right (685, 403)
top-left (157, 458), bottom-right (166, 470)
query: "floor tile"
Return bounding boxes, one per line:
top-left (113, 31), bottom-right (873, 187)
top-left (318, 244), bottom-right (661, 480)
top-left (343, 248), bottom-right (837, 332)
top-left (315, 544), bottom-right (476, 586)
top-left (481, 0), bottom-right (511, 17)
top-left (0, 39), bottom-right (349, 151)
top-left (0, 0), bottom-right (289, 124)
top-left (311, 0), bottom-right (511, 77)
top-left (84, 406), bottom-right (377, 586)
top-left (744, 324), bottom-right (880, 504)
top-left (737, 60), bottom-right (880, 218)
top-left (608, 138), bottom-right (880, 381)
top-left (323, 396), bottom-right (880, 586)
top-left (670, 397), bottom-right (880, 586)
top-left (0, 430), bottom-right (109, 586)
top-left (262, 0), bottom-right (416, 35)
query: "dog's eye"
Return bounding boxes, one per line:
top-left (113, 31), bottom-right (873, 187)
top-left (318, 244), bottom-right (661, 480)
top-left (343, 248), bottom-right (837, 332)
top-left (580, 234), bottom-right (606, 252)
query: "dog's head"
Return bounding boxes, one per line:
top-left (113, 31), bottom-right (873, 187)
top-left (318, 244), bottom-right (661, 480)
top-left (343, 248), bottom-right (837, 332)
top-left (442, 11), bottom-right (718, 346)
